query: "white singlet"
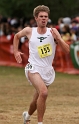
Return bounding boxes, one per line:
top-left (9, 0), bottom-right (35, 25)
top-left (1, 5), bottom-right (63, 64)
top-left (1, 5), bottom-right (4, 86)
top-left (25, 27), bottom-right (56, 86)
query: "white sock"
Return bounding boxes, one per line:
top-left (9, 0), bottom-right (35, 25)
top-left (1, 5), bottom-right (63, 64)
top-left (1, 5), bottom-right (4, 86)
top-left (38, 122), bottom-right (43, 124)
top-left (25, 112), bottom-right (31, 120)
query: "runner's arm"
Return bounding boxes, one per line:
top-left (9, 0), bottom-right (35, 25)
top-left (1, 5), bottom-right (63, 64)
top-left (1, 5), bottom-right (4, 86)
top-left (50, 28), bottom-right (70, 54)
top-left (13, 27), bottom-right (31, 63)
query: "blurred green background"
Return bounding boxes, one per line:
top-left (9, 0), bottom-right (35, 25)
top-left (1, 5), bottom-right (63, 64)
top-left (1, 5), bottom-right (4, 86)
top-left (0, 0), bottom-right (79, 24)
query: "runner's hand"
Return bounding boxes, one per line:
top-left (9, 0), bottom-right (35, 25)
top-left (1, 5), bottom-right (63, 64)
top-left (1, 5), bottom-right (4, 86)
top-left (50, 28), bottom-right (62, 43)
top-left (14, 51), bottom-right (24, 63)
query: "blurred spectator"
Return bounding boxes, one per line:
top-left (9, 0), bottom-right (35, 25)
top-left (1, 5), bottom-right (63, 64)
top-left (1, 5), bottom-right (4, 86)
top-left (24, 22), bottom-right (31, 27)
top-left (61, 24), bottom-right (71, 42)
top-left (47, 22), bottom-right (54, 28)
top-left (56, 17), bottom-right (64, 33)
top-left (70, 27), bottom-right (77, 42)
top-left (47, 19), bottom-right (54, 28)
top-left (29, 17), bottom-right (37, 27)
top-left (17, 26), bottom-right (26, 49)
top-left (70, 19), bottom-right (79, 39)
top-left (70, 20), bottom-right (78, 30)
top-left (1, 14), bottom-right (79, 43)
top-left (63, 17), bottom-right (71, 25)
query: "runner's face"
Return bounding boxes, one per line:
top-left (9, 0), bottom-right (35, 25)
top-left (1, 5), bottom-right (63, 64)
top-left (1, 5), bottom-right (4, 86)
top-left (35, 12), bottom-right (49, 27)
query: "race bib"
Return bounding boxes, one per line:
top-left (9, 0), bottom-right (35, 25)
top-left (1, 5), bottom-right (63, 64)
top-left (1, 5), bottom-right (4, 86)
top-left (37, 44), bottom-right (52, 58)
top-left (25, 63), bottom-right (33, 70)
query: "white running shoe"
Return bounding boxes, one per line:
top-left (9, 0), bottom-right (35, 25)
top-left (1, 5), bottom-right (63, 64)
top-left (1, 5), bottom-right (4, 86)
top-left (23, 111), bottom-right (30, 124)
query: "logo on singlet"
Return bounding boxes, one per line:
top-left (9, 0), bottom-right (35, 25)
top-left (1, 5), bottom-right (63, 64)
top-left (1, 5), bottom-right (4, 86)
top-left (37, 37), bottom-right (47, 42)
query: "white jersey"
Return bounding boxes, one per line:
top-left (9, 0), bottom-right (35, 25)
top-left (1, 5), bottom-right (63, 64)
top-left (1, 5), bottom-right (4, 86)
top-left (28, 27), bottom-right (56, 67)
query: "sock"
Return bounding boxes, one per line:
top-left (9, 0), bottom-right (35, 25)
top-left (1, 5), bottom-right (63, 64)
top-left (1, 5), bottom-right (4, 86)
top-left (38, 122), bottom-right (43, 124)
top-left (25, 112), bottom-right (31, 120)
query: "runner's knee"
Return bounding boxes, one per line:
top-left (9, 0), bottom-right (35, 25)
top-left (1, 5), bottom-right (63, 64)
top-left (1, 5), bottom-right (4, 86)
top-left (40, 90), bottom-right (48, 99)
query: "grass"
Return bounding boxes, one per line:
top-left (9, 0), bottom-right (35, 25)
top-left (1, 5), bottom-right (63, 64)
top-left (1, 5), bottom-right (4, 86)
top-left (0, 66), bottom-right (79, 124)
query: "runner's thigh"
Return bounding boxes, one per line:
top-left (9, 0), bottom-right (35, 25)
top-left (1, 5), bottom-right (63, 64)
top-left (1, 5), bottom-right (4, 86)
top-left (28, 71), bottom-right (47, 93)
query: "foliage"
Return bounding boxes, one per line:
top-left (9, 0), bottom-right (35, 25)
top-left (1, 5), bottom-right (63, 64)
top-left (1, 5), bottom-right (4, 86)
top-left (0, 0), bottom-right (79, 23)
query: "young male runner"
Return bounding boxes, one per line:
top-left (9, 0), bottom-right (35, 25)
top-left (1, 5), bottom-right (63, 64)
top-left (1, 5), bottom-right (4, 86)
top-left (13, 5), bottom-right (70, 124)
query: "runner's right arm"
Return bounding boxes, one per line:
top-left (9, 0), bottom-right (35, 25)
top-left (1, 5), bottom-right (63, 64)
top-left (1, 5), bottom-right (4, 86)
top-left (13, 27), bottom-right (31, 63)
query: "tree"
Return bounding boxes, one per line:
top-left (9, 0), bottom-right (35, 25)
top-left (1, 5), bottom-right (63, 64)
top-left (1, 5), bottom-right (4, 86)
top-left (0, 0), bottom-right (79, 23)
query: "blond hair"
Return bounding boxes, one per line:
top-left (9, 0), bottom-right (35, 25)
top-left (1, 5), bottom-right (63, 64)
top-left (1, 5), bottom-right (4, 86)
top-left (33, 5), bottom-right (50, 17)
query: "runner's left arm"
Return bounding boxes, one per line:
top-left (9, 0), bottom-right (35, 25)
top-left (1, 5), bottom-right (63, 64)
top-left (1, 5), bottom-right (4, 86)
top-left (50, 28), bottom-right (70, 54)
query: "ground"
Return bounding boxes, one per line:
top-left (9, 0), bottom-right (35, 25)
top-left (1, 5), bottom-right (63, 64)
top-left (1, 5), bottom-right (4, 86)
top-left (0, 66), bottom-right (79, 124)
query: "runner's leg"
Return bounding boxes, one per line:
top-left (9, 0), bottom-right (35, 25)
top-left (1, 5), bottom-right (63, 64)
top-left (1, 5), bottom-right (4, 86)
top-left (28, 90), bottom-right (39, 115)
top-left (28, 72), bottom-right (48, 122)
